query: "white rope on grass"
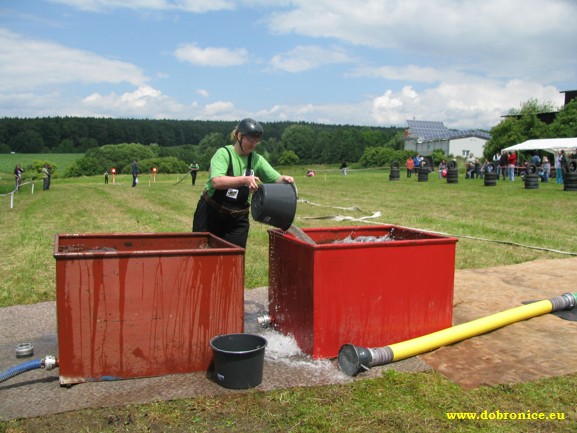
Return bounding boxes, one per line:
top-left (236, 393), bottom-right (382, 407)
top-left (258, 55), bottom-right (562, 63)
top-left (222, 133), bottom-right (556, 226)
top-left (303, 166), bottom-right (388, 173)
top-left (296, 198), bottom-right (577, 256)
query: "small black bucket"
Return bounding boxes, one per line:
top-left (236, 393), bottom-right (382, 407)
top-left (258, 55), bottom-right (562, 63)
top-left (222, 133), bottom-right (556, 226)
top-left (251, 183), bottom-right (297, 230)
top-left (210, 334), bottom-right (267, 389)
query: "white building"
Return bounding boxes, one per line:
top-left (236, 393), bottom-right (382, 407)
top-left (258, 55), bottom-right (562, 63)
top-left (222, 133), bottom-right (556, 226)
top-left (404, 120), bottom-right (490, 158)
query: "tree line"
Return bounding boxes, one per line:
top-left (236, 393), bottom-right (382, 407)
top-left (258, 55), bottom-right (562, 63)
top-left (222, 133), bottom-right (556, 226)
top-left (2, 97), bottom-right (574, 178)
top-left (0, 116), bottom-right (402, 166)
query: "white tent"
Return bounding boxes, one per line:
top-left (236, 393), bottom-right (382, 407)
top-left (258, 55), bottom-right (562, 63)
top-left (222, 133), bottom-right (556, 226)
top-left (502, 137), bottom-right (577, 154)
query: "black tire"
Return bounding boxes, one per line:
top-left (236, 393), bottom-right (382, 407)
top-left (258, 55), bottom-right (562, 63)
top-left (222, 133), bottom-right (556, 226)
top-left (527, 164), bottom-right (538, 175)
top-left (391, 161), bottom-right (400, 170)
top-left (446, 168), bottom-right (459, 184)
top-left (448, 160), bottom-right (457, 170)
top-left (568, 159), bottom-right (577, 172)
top-left (524, 174), bottom-right (539, 190)
top-left (564, 171), bottom-right (577, 191)
top-left (389, 168), bottom-right (400, 181)
top-left (486, 162), bottom-right (496, 173)
top-left (418, 170), bottom-right (429, 182)
top-left (484, 172), bottom-right (497, 186)
top-left (564, 172), bottom-right (577, 180)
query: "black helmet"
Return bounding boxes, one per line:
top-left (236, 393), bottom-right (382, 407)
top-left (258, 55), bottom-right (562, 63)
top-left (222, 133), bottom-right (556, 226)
top-left (236, 118), bottom-right (263, 138)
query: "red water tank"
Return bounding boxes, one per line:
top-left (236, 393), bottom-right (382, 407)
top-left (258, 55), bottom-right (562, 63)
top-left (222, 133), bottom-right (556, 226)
top-left (54, 232), bottom-right (245, 385)
top-left (268, 225), bottom-right (458, 359)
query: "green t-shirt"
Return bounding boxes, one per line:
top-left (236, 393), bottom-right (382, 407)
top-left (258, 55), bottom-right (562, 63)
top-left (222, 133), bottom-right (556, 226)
top-left (205, 145), bottom-right (281, 198)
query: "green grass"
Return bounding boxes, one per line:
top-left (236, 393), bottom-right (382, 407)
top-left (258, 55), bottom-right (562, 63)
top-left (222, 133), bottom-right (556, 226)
top-left (0, 153), bottom-right (82, 175)
top-left (1, 166), bottom-right (577, 432)
top-left (0, 153), bottom-right (83, 194)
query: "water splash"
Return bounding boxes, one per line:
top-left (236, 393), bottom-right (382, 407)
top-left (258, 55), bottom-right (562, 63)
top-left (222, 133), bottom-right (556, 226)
top-left (259, 328), bottom-right (350, 382)
top-left (285, 225), bottom-right (316, 245)
top-left (332, 233), bottom-right (394, 244)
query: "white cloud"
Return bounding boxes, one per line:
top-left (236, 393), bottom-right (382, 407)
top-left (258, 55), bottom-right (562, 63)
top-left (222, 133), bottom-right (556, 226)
top-left (196, 89), bottom-right (209, 97)
top-left (174, 43), bottom-right (248, 66)
top-left (81, 85), bottom-right (196, 118)
top-left (369, 81), bottom-right (563, 129)
top-left (350, 64), bottom-right (449, 84)
top-left (265, 0), bottom-right (577, 83)
top-left (269, 45), bottom-right (354, 73)
top-left (0, 28), bottom-right (148, 91)
top-left (204, 100), bottom-right (235, 116)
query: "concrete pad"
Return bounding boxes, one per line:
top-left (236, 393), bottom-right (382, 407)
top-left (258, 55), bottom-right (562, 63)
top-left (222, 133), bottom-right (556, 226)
top-left (0, 286), bottom-right (429, 420)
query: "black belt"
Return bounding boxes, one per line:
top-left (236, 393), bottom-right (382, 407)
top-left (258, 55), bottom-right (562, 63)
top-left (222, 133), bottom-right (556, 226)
top-left (202, 191), bottom-right (249, 217)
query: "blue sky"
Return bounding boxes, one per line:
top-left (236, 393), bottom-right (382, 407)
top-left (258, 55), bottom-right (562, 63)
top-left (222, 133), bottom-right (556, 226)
top-left (1, 0), bottom-right (576, 130)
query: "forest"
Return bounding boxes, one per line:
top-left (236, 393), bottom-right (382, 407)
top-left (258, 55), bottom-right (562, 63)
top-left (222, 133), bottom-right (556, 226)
top-left (0, 117), bottom-right (403, 166)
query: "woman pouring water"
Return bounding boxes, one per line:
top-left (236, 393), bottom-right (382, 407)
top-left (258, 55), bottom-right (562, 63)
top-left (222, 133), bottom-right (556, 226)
top-left (192, 118), bottom-right (294, 248)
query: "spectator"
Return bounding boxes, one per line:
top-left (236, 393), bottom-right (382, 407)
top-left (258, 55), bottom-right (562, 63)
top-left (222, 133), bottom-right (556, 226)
top-left (474, 159), bottom-right (481, 179)
top-left (132, 160), bottom-right (138, 187)
top-left (405, 156), bottom-right (414, 178)
top-left (413, 154), bottom-right (421, 171)
top-left (189, 161), bottom-right (200, 185)
top-left (466, 154), bottom-right (476, 179)
top-left (438, 159), bottom-right (447, 179)
top-left (340, 160), bottom-right (348, 176)
top-left (507, 152), bottom-right (517, 181)
top-left (541, 156), bottom-right (551, 183)
top-left (493, 151), bottom-right (502, 178)
top-left (555, 150), bottom-right (567, 183)
top-left (499, 151), bottom-right (509, 180)
top-left (42, 163), bottom-right (51, 190)
top-left (480, 160), bottom-right (489, 179)
top-left (14, 164), bottom-right (23, 191)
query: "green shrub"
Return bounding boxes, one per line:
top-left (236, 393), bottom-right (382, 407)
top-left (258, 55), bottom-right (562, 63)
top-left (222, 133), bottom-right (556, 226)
top-left (121, 156), bottom-right (189, 174)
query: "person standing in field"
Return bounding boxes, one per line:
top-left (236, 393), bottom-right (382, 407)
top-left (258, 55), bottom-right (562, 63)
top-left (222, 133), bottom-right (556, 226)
top-left (507, 151), bottom-right (517, 181)
top-left (14, 164), bottom-right (23, 191)
top-left (189, 161), bottom-right (200, 186)
top-left (499, 151), bottom-right (508, 180)
top-left (340, 160), bottom-right (348, 175)
top-left (541, 156), bottom-right (551, 183)
top-left (42, 163), bottom-right (51, 190)
top-left (192, 118), bottom-right (294, 248)
top-left (131, 160), bottom-right (138, 187)
top-left (405, 156), bottom-right (414, 178)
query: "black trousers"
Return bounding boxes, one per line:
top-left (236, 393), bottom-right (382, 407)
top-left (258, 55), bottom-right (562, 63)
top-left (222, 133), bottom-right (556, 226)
top-left (192, 196), bottom-right (249, 248)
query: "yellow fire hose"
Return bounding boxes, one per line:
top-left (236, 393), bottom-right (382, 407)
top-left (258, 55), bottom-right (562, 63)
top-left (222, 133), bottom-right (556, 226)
top-left (338, 292), bottom-right (576, 376)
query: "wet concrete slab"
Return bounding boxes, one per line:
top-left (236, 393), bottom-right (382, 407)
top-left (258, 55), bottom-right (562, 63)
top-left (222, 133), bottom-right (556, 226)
top-left (2, 257), bottom-right (577, 420)
top-left (0, 286), bottom-right (429, 421)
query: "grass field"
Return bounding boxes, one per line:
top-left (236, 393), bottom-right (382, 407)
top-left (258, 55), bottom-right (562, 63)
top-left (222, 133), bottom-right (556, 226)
top-left (0, 153), bottom-right (82, 175)
top-left (1, 165), bottom-right (577, 432)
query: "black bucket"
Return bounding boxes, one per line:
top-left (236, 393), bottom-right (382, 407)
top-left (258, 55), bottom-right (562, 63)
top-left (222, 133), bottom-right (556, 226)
top-left (251, 183), bottom-right (297, 230)
top-left (210, 334), bottom-right (267, 389)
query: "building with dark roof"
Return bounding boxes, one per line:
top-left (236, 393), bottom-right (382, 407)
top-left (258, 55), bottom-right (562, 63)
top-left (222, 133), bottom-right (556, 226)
top-left (404, 120), bottom-right (490, 158)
